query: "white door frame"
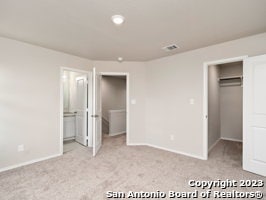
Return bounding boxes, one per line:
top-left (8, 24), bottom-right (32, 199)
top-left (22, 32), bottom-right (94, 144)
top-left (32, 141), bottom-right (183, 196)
top-left (99, 72), bottom-right (130, 145)
top-left (60, 67), bottom-right (92, 155)
top-left (203, 56), bottom-right (248, 160)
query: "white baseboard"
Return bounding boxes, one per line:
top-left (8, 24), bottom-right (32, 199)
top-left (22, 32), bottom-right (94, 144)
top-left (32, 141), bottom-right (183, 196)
top-left (0, 153), bottom-right (62, 173)
top-left (208, 137), bottom-right (243, 153)
top-left (221, 137), bottom-right (242, 143)
top-left (63, 137), bottom-right (75, 141)
top-left (127, 143), bottom-right (147, 146)
top-left (127, 142), bottom-right (205, 160)
top-left (146, 143), bottom-right (206, 160)
top-left (109, 131), bottom-right (126, 136)
top-left (208, 138), bottom-right (221, 152)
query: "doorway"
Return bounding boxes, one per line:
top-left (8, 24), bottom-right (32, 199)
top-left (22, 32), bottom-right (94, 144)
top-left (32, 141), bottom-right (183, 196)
top-left (208, 61), bottom-right (243, 146)
top-left (60, 68), bottom-right (130, 157)
top-left (60, 68), bottom-right (93, 154)
top-left (100, 72), bottom-right (129, 145)
top-left (203, 56), bottom-right (247, 160)
top-left (203, 55), bottom-right (266, 176)
top-left (207, 61), bottom-right (243, 164)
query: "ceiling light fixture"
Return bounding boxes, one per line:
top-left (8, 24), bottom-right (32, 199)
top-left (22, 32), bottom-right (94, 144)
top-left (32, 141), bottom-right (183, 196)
top-left (111, 15), bottom-right (125, 25)
top-left (118, 57), bottom-right (123, 62)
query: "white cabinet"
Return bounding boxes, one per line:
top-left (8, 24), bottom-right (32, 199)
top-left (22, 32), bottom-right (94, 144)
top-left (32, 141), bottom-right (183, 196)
top-left (63, 116), bottom-right (75, 140)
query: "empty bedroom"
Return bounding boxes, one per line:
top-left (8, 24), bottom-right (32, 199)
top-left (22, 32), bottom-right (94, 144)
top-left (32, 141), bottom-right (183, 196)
top-left (0, 0), bottom-right (266, 199)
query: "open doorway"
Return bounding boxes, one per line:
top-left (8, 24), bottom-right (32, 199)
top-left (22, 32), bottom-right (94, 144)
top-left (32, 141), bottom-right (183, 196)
top-left (208, 61), bottom-right (243, 158)
top-left (61, 68), bottom-right (93, 153)
top-left (203, 56), bottom-right (246, 162)
top-left (204, 55), bottom-right (266, 176)
top-left (100, 73), bottom-right (129, 145)
top-left (60, 68), bottom-right (129, 157)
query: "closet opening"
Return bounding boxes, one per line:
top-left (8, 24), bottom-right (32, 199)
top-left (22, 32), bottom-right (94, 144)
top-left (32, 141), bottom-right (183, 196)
top-left (205, 58), bottom-right (245, 166)
top-left (100, 73), bottom-right (128, 145)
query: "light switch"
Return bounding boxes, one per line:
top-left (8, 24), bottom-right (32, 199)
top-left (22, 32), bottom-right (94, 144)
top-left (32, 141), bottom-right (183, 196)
top-left (131, 99), bottom-right (136, 105)
top-left (189, 98), bottom-right (195, 105)
top-left (170, 134), bottom-right (175, 141)
top-left (18, 144), bottom-right (24, 152)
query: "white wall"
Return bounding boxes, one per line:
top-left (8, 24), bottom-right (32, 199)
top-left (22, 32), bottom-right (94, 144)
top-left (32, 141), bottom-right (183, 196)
top-left (219, 62), bottom-right (243, 141)
top-left (101, 76), bottom-right (126, 120)
top-left (145, 33), bottom-right (266, 159)
top-left (208, 65), bottom-right (220, 150)
top-left (93, 61), bottom-right (147, 143)
top-left (0, 37), bottom-right (92, 170)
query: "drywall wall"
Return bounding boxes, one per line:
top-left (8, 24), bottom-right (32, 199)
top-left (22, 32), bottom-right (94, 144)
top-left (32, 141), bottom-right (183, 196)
top-left (93, 61), bottom-right (146, 143)
top-left (145, 33), bottom-right (266, 159)
top-left (219, 62), bottom-right (243, 141)
top-left (101, 76), bottom-right (126, 120)
top-left (0, 37), bottom-right (92, 170)
top-left (208, 65), bottom-right (220, 150)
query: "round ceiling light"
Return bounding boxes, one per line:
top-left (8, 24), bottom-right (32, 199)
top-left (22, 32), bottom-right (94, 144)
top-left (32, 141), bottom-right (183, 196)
top-left (118, 57), bottom-right (123, 62)
top-left (111, 15), bottom-right (125, 25)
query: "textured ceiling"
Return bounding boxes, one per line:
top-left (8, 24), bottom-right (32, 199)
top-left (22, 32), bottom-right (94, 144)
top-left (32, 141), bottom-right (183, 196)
top-left (0, 0), bottom-right (266, 61)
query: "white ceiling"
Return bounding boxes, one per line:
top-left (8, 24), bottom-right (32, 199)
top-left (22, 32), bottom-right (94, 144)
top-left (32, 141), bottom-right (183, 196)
top-left (0, 0), bottom-right (266, 61)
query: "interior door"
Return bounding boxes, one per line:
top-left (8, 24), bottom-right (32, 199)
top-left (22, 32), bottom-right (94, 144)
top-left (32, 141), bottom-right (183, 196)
top-left (75, 75), bottom-right (88, 146)
top-left (243, 54), bottom-right (266, 176)
top-left (92, 68), bottom-right (102, 156)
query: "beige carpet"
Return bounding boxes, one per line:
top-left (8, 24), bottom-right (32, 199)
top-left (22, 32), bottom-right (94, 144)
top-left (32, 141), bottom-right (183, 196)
top-left (0, 135), bottom-right (265, 200)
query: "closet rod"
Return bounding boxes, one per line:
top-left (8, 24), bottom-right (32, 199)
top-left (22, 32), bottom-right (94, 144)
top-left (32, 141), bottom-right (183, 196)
top-left (219, 75), bottom-right (243, 81)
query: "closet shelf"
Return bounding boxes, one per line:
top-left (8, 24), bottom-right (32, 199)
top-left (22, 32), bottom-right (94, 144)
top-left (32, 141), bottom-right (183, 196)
top-left (219, 76), bottom-right (243, 87)
top-left (219, 75), bottom-right (243, 81)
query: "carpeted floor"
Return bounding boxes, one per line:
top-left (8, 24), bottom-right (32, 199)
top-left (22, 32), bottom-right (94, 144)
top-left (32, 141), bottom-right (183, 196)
top-left (0, 134), bottom-right (265, 200)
